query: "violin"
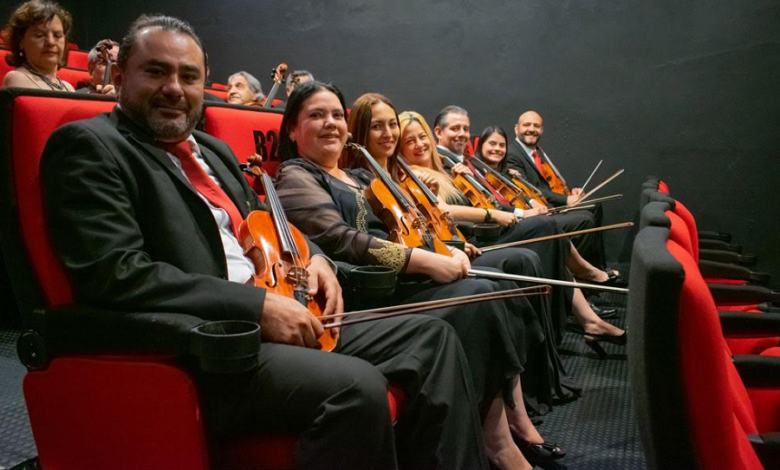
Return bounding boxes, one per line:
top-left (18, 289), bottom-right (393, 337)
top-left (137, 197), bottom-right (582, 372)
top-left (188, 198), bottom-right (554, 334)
top-left (239, 165), bottom-right (338, 351)
top-left (439, 154), bottom-right (498, 210)
top-left (262, 62), bottom-right (288, 108)
top-left (469, 157), bottom-right (534, 210)
top-left (396, 156), bottom-right (466, 246)
top-left (347, 142), bottom-right (452, 256)
top-left (537, 149), bottom-right (570, 196)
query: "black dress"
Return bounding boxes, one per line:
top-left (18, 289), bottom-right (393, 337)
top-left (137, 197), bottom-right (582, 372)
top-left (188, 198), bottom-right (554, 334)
top-left (275, 158), bottom-right (549, 416)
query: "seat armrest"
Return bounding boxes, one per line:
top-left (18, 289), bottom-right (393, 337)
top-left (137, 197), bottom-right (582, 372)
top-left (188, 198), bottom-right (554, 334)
top-left (455, 221), bottom-right (475, 237)
top-left (720, 311), bottom-right (780, 337)
top-left (749, 432), bottom-right (780, 469)
top-left (19, 305), bottom-right (260, 373)
top-left (732, 355), bottom-right (780, 387)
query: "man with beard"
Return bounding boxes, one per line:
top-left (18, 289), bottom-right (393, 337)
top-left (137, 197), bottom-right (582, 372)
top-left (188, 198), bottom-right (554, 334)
top-left (40, 15), bottom-right (490, 470)
top-left (505, 111), bottom-right (583, 207)
top-left (506, 111), bottom-right (609, 272)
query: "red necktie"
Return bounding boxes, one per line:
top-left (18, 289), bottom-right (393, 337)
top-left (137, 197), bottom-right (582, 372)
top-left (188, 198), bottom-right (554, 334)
top-left (532, 150), bottom-right (544, 174)
top-left (161, 140), bottom-right (243, 238)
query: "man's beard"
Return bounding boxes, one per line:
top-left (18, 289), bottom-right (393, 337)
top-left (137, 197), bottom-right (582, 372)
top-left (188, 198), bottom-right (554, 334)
top-left (121, 93), bottom-right (202, 141)
top-left (521, 133), bottom-right (540, 147)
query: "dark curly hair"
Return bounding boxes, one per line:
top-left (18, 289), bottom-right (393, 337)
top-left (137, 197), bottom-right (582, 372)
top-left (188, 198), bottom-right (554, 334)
top-left (3, 0), bottom-right (72, 67)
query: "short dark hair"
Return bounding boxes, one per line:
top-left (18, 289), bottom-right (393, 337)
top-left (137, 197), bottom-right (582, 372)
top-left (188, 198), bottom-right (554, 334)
top-left (476, 125), bottom-right (509, 171)
top-left (433, 105), bottom-right (468, 130)
top-left (3, 0), bottom-right (72, 67)
top-left (278, 81), bottom-right (347, 162)
top-left (117, 15), bottom-right (203, 70)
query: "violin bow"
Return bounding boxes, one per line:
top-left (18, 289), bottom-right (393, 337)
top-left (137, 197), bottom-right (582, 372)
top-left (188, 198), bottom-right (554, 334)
top-left (468, 269), bottom-right (629, 294)
top-left (580, 160), bottom-right (603, 194)
top-left (322, 285), bottom-right (551, 328)
top-left (570, 169), bottom-right (624, 207)
top-left (479, 222), bottom-right (633, 253)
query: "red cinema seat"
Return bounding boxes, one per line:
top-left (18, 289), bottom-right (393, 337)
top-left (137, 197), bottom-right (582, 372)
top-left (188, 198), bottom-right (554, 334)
top-left (56, 66), bottom-right (90, 89)
top-left (1, 49), bottom-right (15, 84)
top-left (202, 102), bottom-right (284, 194)
top-left (628, 225), bottom-right (780, 470)
top-left (65, 49), bottom-right (89, 70)
top-left (205, 86), bottom-right (228, 101)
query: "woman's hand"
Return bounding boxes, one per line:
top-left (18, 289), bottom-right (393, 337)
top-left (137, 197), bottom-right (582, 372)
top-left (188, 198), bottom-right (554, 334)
top-left (414, 170), bottom-right (439, 194)
top-left (407, 248), bottom-right (468, 283)
top-left (491, 210), bottom-right (518, 227)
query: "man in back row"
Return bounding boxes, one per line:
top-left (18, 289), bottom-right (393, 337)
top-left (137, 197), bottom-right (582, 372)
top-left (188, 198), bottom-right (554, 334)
top-left (41, 14), bottom-right (488, 470)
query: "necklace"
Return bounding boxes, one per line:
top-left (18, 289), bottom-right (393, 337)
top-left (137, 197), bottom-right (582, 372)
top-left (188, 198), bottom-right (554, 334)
top-left (21, 64), bottom-right (67, 91)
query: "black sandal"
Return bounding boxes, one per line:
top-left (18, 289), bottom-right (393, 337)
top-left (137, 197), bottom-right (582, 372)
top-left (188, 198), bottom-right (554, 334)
top-left (513, 437), bottom-right (566, 462)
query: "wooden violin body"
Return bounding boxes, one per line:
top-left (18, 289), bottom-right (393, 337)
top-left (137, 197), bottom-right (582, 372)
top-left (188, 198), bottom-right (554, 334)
top-left (239, 210), bottom-right (337, 352)
top-left (348, 143), bottom-right (452, 256)
top-left (484, 172), bottom-right (532, 210)
top-left (396, 158), bottom-right (466, 245)
top-left (540, 160), bottom-right (570, 196)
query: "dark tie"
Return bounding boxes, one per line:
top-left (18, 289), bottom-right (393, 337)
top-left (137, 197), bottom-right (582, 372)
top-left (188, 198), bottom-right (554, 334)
top-left (160, 140), bottom-right (243, 238)
top-left (532, 150), bottom-right (544, 174)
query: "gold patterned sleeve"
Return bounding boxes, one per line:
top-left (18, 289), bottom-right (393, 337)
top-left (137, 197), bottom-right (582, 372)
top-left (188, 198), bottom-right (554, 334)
top-left (275, 163), bottom-right (412, 273)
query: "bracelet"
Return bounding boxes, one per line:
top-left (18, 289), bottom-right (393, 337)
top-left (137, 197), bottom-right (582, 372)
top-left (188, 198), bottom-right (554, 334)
top-left (483, 208), bottom-right (492, 223)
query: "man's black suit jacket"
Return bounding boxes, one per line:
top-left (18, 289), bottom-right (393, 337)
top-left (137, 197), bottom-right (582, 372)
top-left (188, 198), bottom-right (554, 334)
top-left (41, 106), bottom-right (315, 323)
top-left (505, 140), bottom-right (568, 207)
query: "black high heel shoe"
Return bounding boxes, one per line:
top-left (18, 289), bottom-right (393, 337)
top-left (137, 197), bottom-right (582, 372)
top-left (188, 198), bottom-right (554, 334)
top-left (584, 331), bottom-right (628, 358)
top-left (583, 269), bottom-right (628, 288)
top-left (512, 436), bottom-right (566, 463)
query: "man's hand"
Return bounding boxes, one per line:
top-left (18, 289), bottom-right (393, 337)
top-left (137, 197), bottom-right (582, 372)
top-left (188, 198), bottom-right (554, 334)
top-left (464, 242), bottom-right (482, 258)
top-left (566, 193), bottom-right (583, 206)
top-left (450, 163), bottom-right (473, 177)
top-left (307, 255), bottom-right (343, 340)
top-left (95, 84), bottom-right (116, 95)
top-left (260, 293), bottom-right (325, 348)
top-left (571, 187), bottom-right (583, 197)
top-left (508, 168), bottom-right (522, 178)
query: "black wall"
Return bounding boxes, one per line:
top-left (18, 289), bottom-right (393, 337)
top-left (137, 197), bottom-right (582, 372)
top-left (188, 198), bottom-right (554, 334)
top-left (4, 0), bottom-right (780, 278)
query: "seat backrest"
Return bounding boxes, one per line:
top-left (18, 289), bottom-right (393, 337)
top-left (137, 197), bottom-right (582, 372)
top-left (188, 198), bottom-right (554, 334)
top-left (0, 89), bottom-right (117, 316)
top-left (671, 200), bottom-right (700, 258)
top-left (629, 224), bottom-right (762, 470)
top-left (205, 87), bottom-right (228, 101)
top-left (202, 102), bottom-right (284, 176)
top-left (65, 49), bottom-right (89, 70)
top-left (1, 49), bottom-right (16, 84)
top-left (56, 66), bottom-right (90, 89)
top-left (658, 179), bottom-right (670, 194)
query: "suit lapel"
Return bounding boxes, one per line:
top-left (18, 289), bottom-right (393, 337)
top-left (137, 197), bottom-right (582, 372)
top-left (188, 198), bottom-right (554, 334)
top-left (512, 139), bottom-right (545, 182)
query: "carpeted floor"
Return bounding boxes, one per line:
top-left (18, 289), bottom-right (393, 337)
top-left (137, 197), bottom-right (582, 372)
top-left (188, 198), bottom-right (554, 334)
top-left (0, 288), bottom-right (645, 470)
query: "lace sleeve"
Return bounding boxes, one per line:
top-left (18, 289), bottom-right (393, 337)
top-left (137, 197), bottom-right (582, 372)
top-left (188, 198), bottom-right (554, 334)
top-left (275, 163), bottom-right (411, 273)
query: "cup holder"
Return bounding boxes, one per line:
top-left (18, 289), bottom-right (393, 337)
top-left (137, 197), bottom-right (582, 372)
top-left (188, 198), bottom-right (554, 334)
top-left (349, 266), bottom-right (397, 300)
top-left (190, 320), bottom-right (261, 373)
top-left (473, 223), bottom-right (501, 243)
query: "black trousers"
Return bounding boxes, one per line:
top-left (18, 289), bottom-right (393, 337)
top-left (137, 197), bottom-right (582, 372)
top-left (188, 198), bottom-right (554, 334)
top-left (551, 209), bottom-right (605, 270)
top-left (198, 313), bottom-right (487, 470)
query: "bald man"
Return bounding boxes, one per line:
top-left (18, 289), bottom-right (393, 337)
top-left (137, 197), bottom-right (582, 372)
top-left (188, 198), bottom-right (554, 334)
top-left (505, 111), bottom-right (586, 207)
top-left (506, 111), bottom-right (607, 270)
